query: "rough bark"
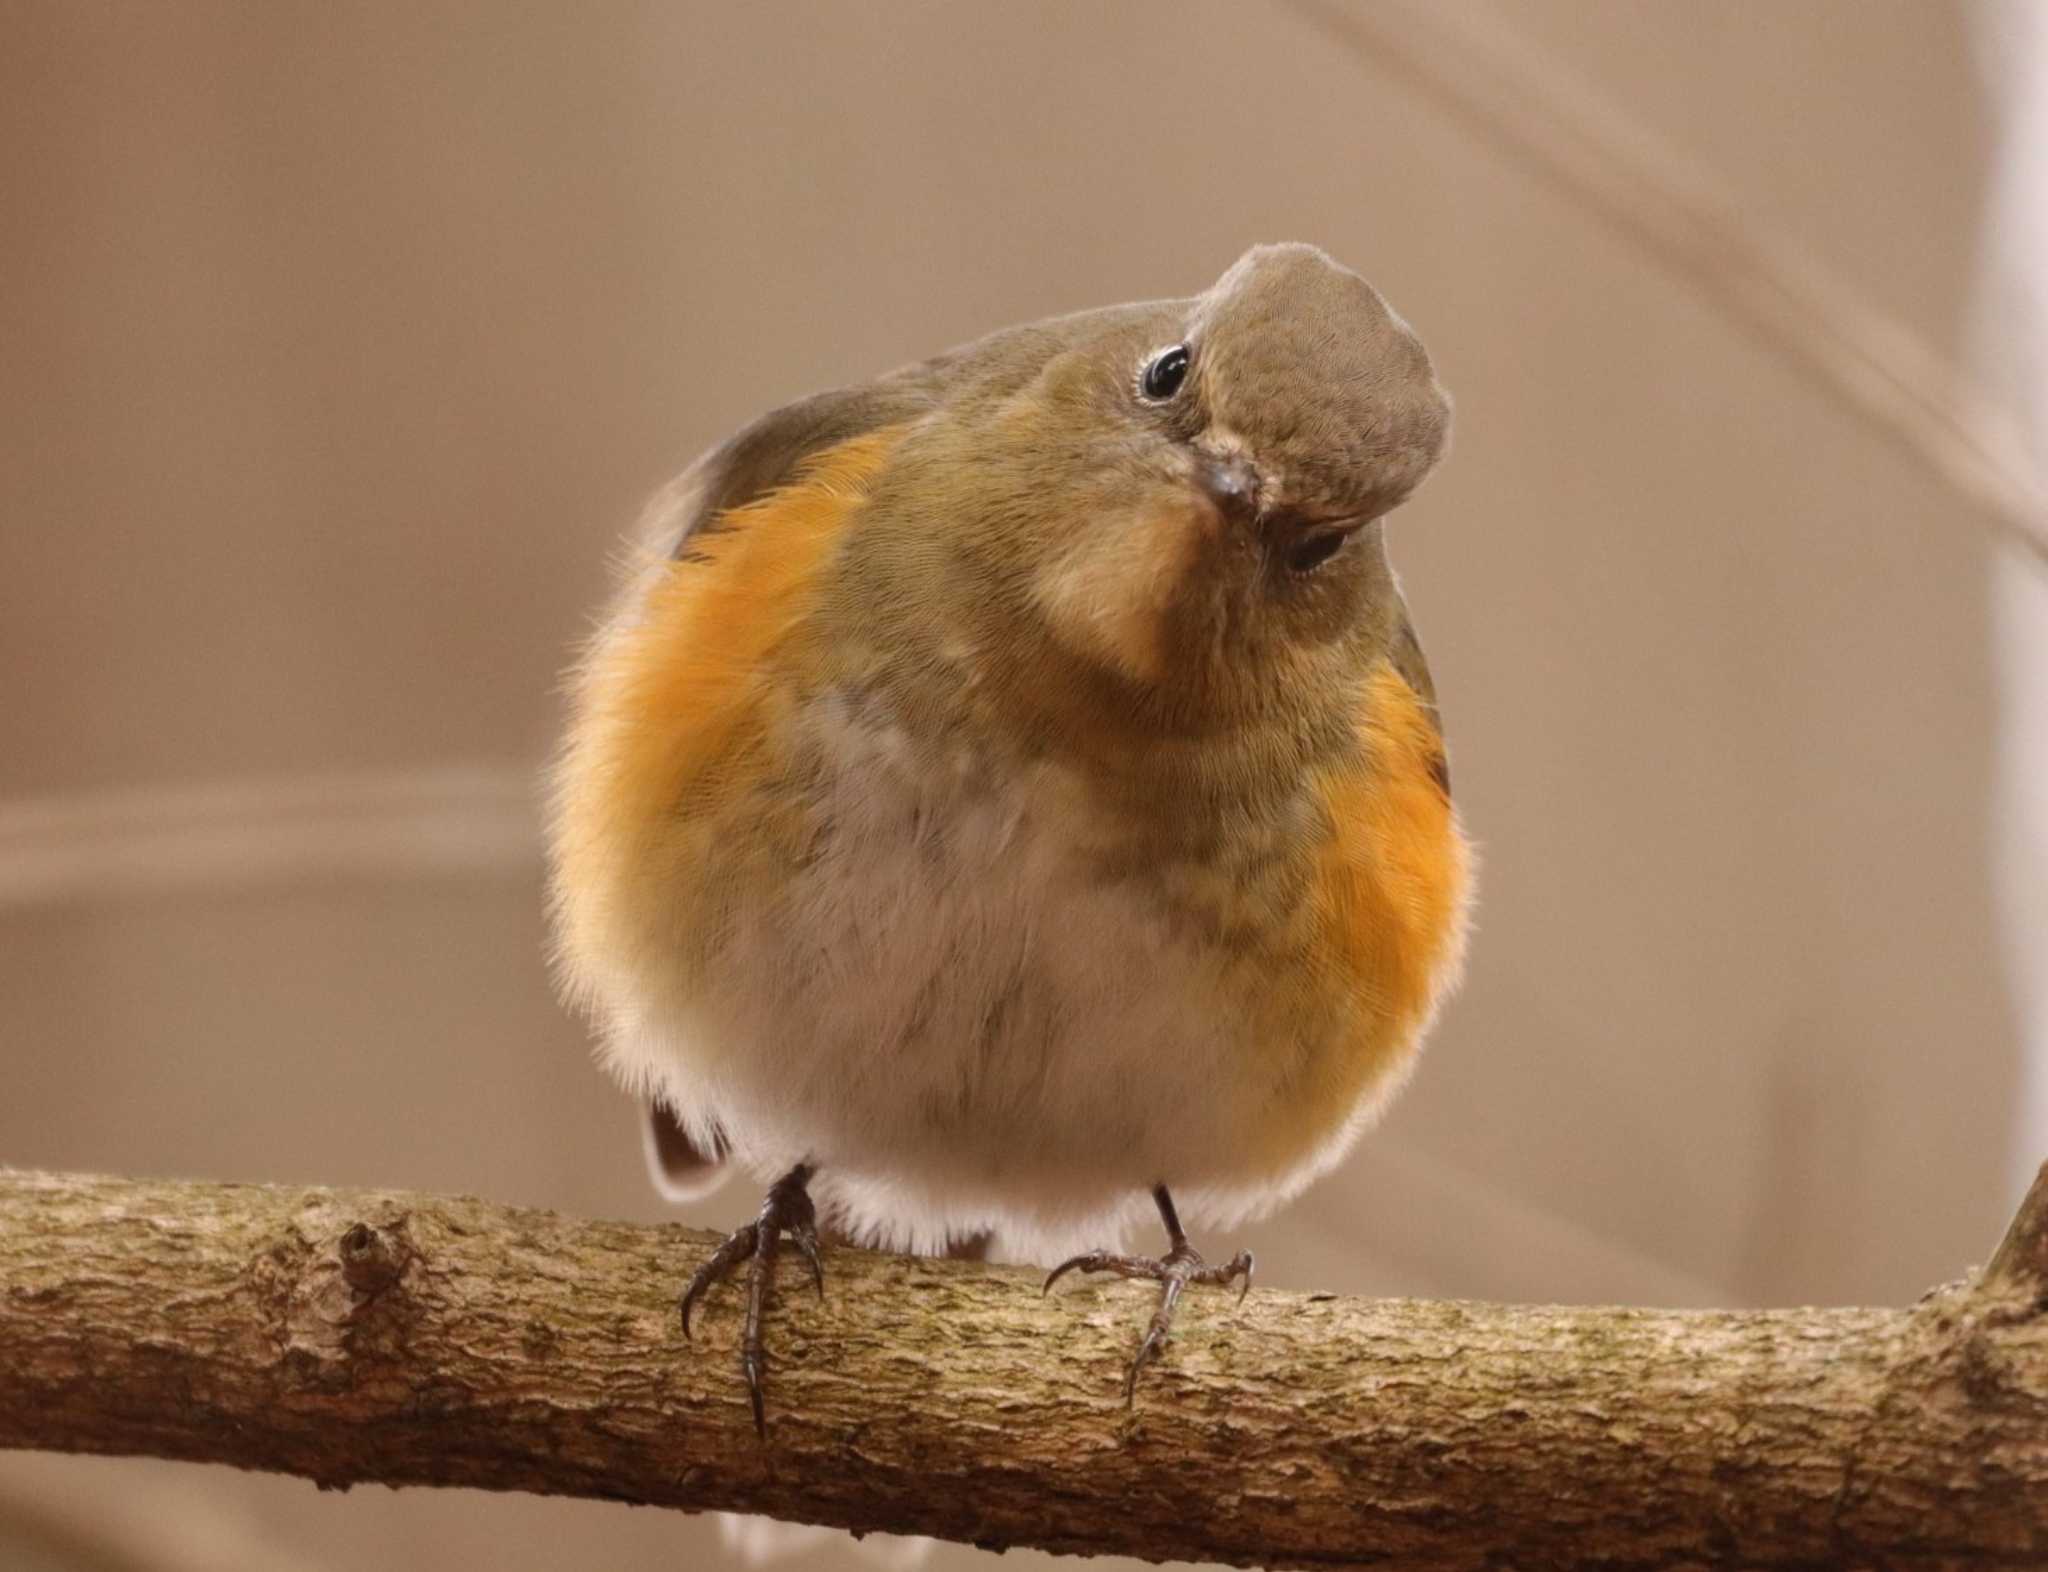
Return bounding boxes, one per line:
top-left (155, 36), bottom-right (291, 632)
top-left (1, 1168), bottom-right (2044, 1570)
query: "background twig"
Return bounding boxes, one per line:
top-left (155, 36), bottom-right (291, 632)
top-left (1282, 0), bottom-right (2048, 573)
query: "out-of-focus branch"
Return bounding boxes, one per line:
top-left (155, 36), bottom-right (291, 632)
top-left (0, 767), bottom-right (538, 908)
top-left (1284, 0), bottom-right (2048, 572)
top-left (3, 1169), bottom-right (2047, 1568)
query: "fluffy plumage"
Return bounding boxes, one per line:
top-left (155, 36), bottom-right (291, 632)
top-left (549, 243), bottom-right (1471, 1261)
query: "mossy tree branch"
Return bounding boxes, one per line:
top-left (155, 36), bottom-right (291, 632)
top-left (2, 1167), bottom-right (2046, 1569)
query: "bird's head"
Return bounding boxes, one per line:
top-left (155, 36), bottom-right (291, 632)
top-left (879, 243), bottom-right (1451, 730)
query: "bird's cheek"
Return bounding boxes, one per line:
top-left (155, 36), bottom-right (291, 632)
top-left (1027, 499), bottom-right (1217, 685)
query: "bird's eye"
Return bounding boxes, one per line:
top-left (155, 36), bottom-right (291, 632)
top-left (1287, 531), bottom-right (1350, 575)
top-left (1140, 344), bottom-right (1191, 401)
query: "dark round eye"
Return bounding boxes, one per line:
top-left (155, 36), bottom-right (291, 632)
top-left (1140, 344), bottom-right (1190, 401)
top-left (1287, 531), bottom-right (1349, 575)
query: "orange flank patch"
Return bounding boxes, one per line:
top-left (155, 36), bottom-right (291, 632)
top-left (1270, 661), bottom-right (1470, 1162)
top-left (552, 426), bottom-right (908, 1000)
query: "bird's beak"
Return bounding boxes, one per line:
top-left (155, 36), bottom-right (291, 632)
top-left (1196, 454), bottom-right (1262, 523)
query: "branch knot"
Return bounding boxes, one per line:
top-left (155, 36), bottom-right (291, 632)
top-left (338, 1218), bottom-right (409, 1299)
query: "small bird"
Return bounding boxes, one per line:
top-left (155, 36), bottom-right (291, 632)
top-left (548, 243), bottom-right (1471, 1432)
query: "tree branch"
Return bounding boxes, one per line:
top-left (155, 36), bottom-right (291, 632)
top-left (2, 1168), bottom-right (2045, 1569)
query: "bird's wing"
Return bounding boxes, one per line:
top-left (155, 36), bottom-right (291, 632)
top-left (649, 379), bottom-right (941, 561)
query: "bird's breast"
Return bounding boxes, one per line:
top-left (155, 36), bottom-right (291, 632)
top-left (550, 420), bottom-right (1469, 1233)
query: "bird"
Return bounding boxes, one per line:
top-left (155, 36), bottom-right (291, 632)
top-left (547, 242), bottom-right (1472, 1434)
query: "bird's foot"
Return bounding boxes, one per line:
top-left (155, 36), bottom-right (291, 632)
top-left (679, 1162), bottom-right (823, 1437)
top-left (1043, 1186), bottom-right (1253, 1404)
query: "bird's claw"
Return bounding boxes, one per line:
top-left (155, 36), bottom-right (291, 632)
top-left (1045, 1239), bottom-right (1255, 1404)
top-left (676, 1164), bottom-right (822, 1437)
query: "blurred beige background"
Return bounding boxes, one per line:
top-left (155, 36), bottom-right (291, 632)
top-left (2, 2), bottom-right (2043, 1568)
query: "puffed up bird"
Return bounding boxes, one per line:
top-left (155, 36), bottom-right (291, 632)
top-left (547, 242), bottom-right (1472, 1433)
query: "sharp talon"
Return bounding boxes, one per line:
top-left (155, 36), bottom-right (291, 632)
top-left (1236, 1250), bottom-right (1256, 1305)
top-left (743, 1352), bottom-right (766, 1439)
top-left (1125, 1297), bottom-right (1175, 1407)
top-left (680, 1271), bottom-right (712, 1340)
top-left (794, 1224), bottom-right (825, 1301)
top-left (1043, 1252), bottom-right (1097, 1294)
